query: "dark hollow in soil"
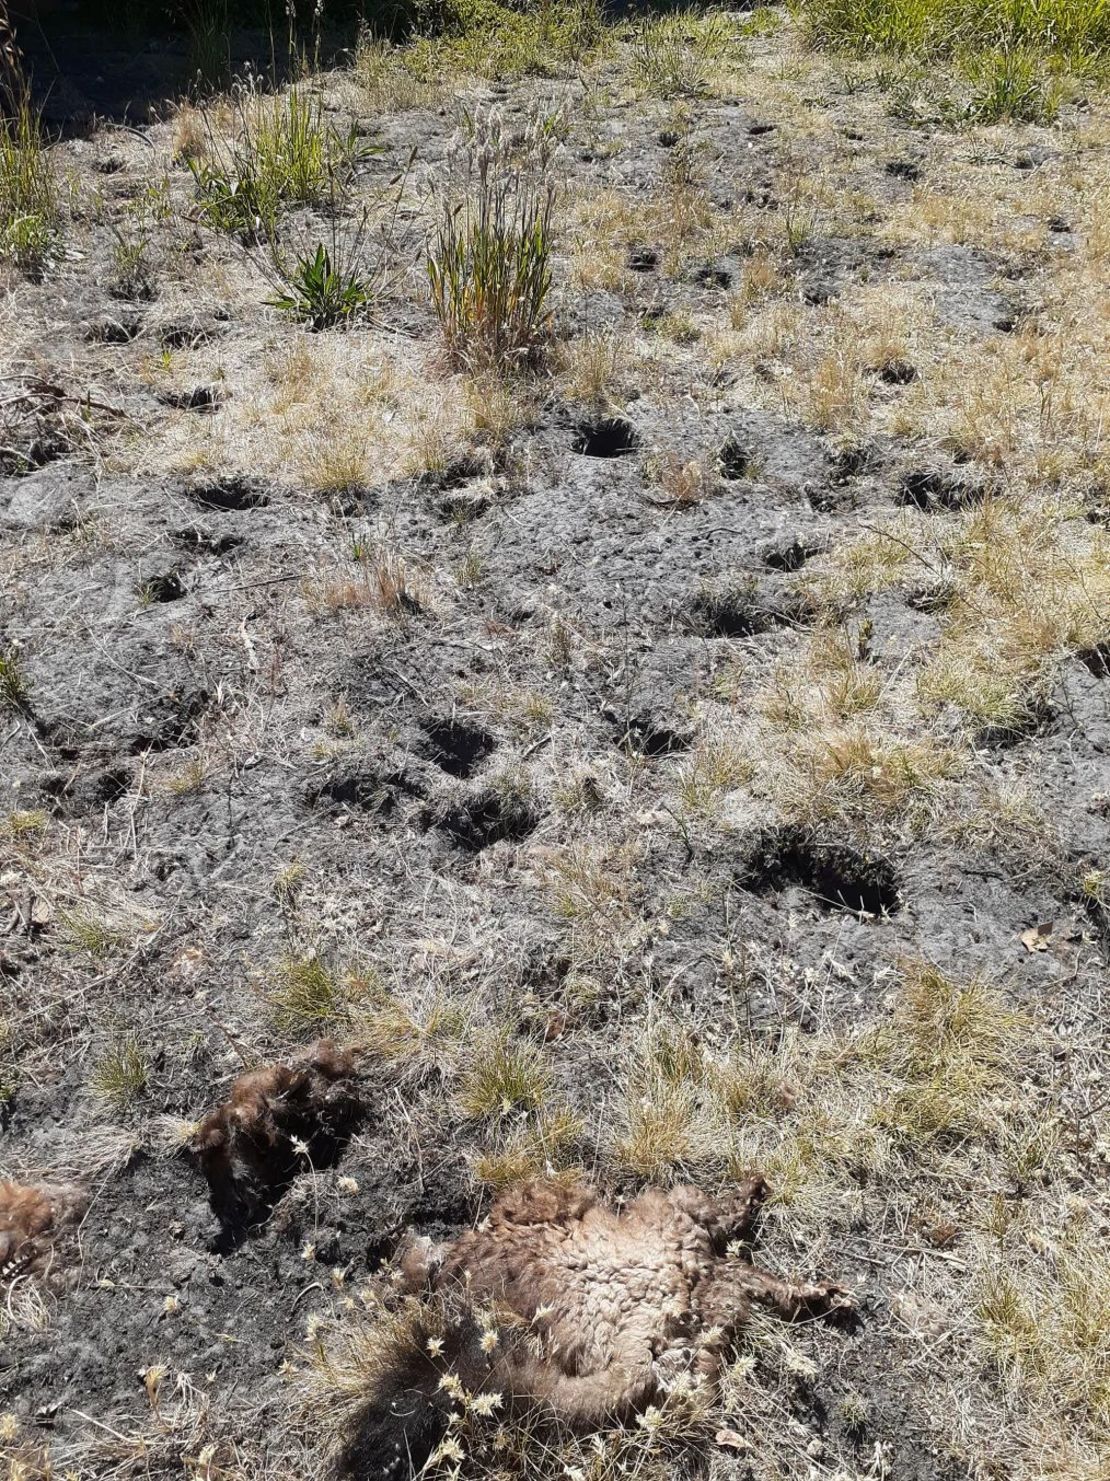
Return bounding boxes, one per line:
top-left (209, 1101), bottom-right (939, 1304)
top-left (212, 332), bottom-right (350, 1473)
top-left (419, 717), bottom-right (497, 778)
top-left (191, 1044), bottom-right (363, 1252)
top-left (831, 443), bottom-right (881, 482)
top-left (418, 454), bottom-right (488, 492)
top-left (159, 385), bottom-right (224, 413)
top-left (572, 416), bottom-right (639, 458)
top-left (140, 570), bottom-right (186, 603)
top-left (898, 469), bottom-right (987, 512)
top-left (188, 476), bottom-right (270, 511)
top-left (435, 786), bottom-right (540, 851)
top-left (718, 435), bottom-right (751, 481)
top-left (740, 827), bottom-right (901, 917)
top-left (614, 711), bottom-right (692, 757)
top-left (308, 766), bottom-right (425, 814)
top-left (762, 538), bottom-right (823, 573)
top-left (627, 245), bottom-right (659, 272)
top-left (873, 359), bottom-right (918, 385)
top-left (1077, 642), bottom-right (1110, 678)
top-left (691, 586), bottom-right (787, 638)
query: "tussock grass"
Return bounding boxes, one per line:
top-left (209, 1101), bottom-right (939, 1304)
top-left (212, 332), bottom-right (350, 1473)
top-left (795, 0), bottom-right (1109, 119)
top-left (0, 103), bottom-right (58, 276)
top-left (89, 1035), bottom-right (149, 1109)
top-left (428, 110), bottom-right (557, 372)
top-left (406, 0), bottom-right (605, 81)
top-left (812, 497), bottom-right (1110, 730)
top-left (629, 9), bottom-right (740, 100)
top-left (188, 84), bottom-right (362, 238)
top-left (0, 648), bottom-right (29, 710)
top-left (457, 1030), bottom-right (552, 1120)
top-left (269, 954), bottom-right (351, 1032)
top-left (796, 0), bottom-right (1110, 64)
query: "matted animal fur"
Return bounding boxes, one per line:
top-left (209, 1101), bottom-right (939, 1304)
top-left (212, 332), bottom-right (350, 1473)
top-left (0, 1179), bottom-right (87, 1283)
top-left (190, 1039), bottom-right (360, 1237)
top-left (337, 1176), bottom-right (854, 1478)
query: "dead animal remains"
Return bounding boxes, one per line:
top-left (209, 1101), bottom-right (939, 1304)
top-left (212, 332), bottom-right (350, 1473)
top-left (190, 1039), bottom-right (361, 1242)
top-left (0, 1179), bottom-right (87, 1282)
top-left (337, 1176), bottom-right (854, 1478)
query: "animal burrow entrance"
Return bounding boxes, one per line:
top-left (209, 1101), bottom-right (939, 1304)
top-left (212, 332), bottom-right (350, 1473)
top-left (1078, 643), bottom-right (1110, 679)
top-left (309, 766), bottom-right (425, 815)
top-left (718, 435), bottom-right (751, 481)
top-left (740, 828), bottom-right (901, 918)
top-left (135, 689), bottom-right (210, 754)
top-left (627, 246), bottom-right (659, 272)
top-left (572, 417), bottom-right (639, 459)
top-left (762, 538), bottom-right (823, 573)
top-left (897, 470), bottom-right (987, 513)
top-left (615, 712), bottom-right (691, 757)
top-left (140, 570), bottom-right (186, 603)
top-left (418, 454), bottom-right (488, 493)
top-left (436, 786), bottom-right (539, 852)
top-left (188, 476), bottom-right (269, 511)
top-left (419, 718), bottom-right (496, 778)
top-left (692, 586), bottom-right (790, 639)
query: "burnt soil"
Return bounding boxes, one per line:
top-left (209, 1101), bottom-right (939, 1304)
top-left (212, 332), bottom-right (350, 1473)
top-left (2, 18), bottom-right (1109, 1481)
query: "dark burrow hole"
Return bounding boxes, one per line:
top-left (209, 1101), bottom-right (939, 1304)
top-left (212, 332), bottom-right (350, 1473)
top-left (85, 313), bottom-right (142, 344)
top-left (718, 435), bottom-right (751, 481)
top-left (692, 586), bottom-right (792, 639)
top-left (160, 385), bottom-right (223, 413)
top-left (615, 711), bottom-right (691, 757)
top-left (1078, 643), bottom-right (1110, 678)
top-left (42, 764), bottom-right (132, 811)
top-left (762, 538), bottom-right (823, 573)
top-left (436, 488), bottom-right (491, 523)
top-left (435, 786), bottom-right (539, 852)
top-left (885, 159), bottom-right (922, 181)
top-left (748, 121), bottom-right (775, 136)
top-left (831, 443), bottom-right (880, 482)
top-left (898, 470), bottom-right (987, 512)
top-left (976, 704), bottom-right (1054, 751)
top-left (420, 718), bottom-right (496, 778)
top-left (906, 582), bottom-right (955, 614)
top-left (172, 527), bottom-right (243, 556)
top-left (695, 262), bottom-right (732, 288)
top-left (134, 690), bottom-right (209, 754)
top-left (196, 1078), bottom-right (363, 1255)
top-left (309, 767), bottom-right (425, 814)
top-left (572, 417), bottom-right (639, 459)
top-left (740, 827), bottom-right (901, 917)
top-left (87, 766), bottom-right (132, 806)
top-left (141, 570), bottom-right (186, 603)
top-left (628, 245), bottom-right (659, 272)
top-left (189, 476), bottom-right (269, 511)
top-left (160, 319), bottom-right (218, 350)
top-left (418, 454), bottom-right (487, 492)
top-left (873, 359), bottom-right (918, 386)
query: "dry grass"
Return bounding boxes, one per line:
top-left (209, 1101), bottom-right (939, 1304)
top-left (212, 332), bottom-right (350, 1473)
top-left (6, 13), bottom-right (1109, 1481)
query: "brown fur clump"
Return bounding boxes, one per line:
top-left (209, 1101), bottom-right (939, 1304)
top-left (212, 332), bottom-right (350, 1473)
top-left (190, 1040), bottom-right (360, 1241)
top-left (0, 1179), bottom-right (87, 1282)
top-left (338, 1176), bottom-right (853, 1478)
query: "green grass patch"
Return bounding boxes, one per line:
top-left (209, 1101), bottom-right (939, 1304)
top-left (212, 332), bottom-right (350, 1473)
top-left (0, 104), bottom-right (59, 277)
top-left (795, 0), bottom-right (1109, 121)
top-left (407, 0), bottom-right (605, 79)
